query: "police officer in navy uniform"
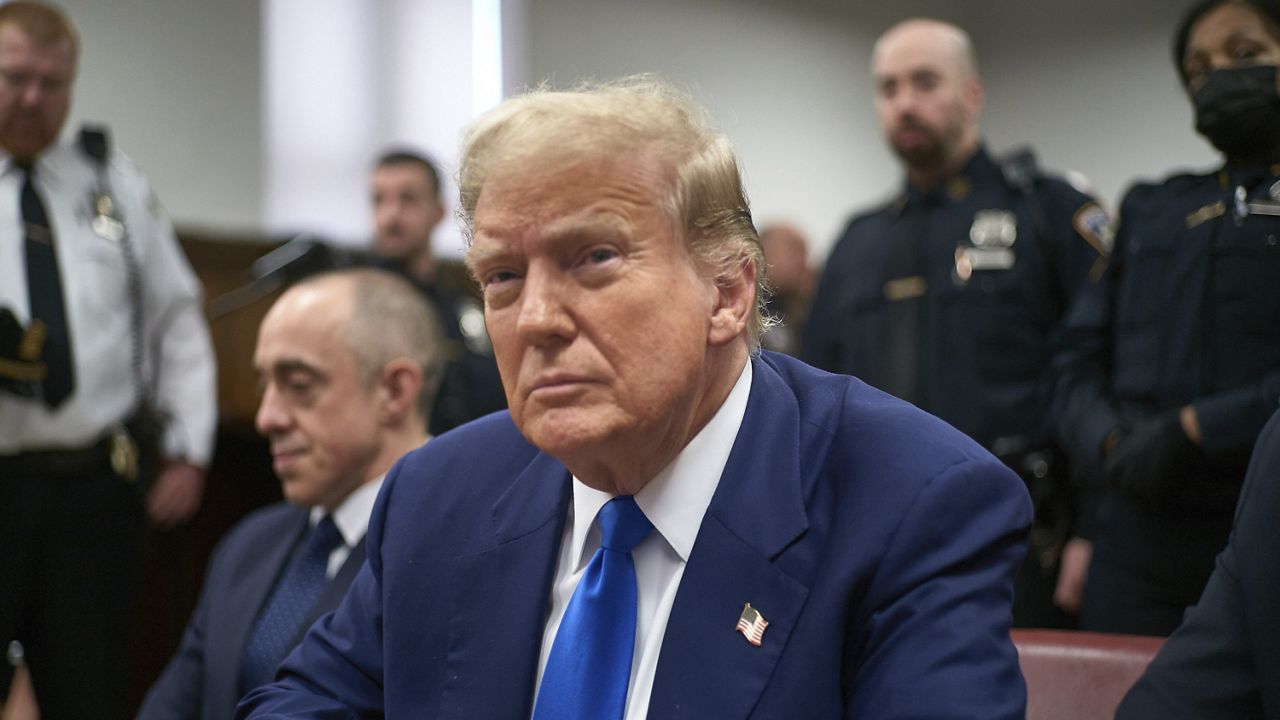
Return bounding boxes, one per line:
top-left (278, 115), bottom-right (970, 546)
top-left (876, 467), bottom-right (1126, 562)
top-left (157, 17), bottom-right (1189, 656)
top-left (369, 149), bottom-right (506, 435)
top-left (803, 18), bottom-right (1109, 628)
top-left (1052, 0), bottom-right (1280, 637)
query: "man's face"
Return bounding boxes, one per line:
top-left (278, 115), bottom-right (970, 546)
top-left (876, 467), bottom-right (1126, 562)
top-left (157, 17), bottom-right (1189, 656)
top-left (872, 28), bottom-right (977, 170)
top-left (467, 153), bottom-right (723, 483)
top-left (0, 25), bottom-right (73, 163)
top-left (254, 283), bottom-right (385, 510)
top-left (371, 163), bottom-right (444, 263)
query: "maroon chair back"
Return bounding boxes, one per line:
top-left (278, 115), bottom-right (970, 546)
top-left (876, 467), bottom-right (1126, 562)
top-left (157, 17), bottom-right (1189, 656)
top-left (1013, 629), bottom-right (1165, 720)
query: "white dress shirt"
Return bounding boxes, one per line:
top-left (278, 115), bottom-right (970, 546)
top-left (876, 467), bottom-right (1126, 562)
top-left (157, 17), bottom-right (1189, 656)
top-left (311, 475), bottom-right (384, 578)
top-left (534, 360), bottom-right (752, 719)
top-left (0, 143), bottom-right (216, 465)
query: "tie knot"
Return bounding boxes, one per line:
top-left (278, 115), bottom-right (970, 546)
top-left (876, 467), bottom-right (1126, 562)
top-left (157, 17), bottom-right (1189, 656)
top-left (597, 496), bottom-right (652, 553)
top-left (304, 515), bottom-right (343, 557)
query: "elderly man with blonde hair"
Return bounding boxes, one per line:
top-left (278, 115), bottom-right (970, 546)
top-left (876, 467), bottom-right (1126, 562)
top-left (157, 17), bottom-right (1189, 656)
top-left (240, 76), bottom-right (1031, 720)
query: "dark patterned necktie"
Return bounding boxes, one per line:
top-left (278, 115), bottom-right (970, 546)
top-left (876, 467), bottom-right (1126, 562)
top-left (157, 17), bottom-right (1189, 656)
top-left (239, 515), bottom-right (344, 693)
top-left (21, 163), bottom-right (74, 407)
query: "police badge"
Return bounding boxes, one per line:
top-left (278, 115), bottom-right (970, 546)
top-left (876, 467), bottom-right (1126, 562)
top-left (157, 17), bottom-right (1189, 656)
top-left (90, 191), bottom-right (126, 242)
top-left (969, 209), bottom-right (1018, 248)
top-left (956, 209), bottom-right (1017, 282)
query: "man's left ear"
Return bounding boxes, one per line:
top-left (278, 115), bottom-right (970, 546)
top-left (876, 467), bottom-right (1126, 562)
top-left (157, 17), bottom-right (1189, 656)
top-left (377, 359), bottom-right (423, 423)
top-left (708, 257), bottom-right (756, 347)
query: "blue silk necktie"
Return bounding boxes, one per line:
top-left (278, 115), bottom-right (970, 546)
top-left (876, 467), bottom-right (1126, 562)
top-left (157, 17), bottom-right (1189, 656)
top-left (239, 515), bottom-right (343, 693)
top-left (532, 495), bottom-right (654, 720)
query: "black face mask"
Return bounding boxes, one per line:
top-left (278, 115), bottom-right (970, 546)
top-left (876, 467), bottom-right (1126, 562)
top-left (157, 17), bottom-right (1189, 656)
top-left (1193, 65), bottom-right (1280, 163)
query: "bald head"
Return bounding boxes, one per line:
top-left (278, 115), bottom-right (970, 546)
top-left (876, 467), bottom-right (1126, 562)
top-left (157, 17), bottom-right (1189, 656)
top-left (760, 222), bottom-right (810, 297)
top-left (253, 268), bottom-right (445, 509)
top-left (871, 18), bottom-right (984, 187)
top-left (874, 19), bottom-right (979, 81)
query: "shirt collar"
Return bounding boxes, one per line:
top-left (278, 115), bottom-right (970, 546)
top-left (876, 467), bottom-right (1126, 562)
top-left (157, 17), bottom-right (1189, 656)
top-left (896, 143), bottom-right (994, 212)
top-left (310, 475), bottom-right (385, 548)
top-left (566, 359), bottom-right (753, 570)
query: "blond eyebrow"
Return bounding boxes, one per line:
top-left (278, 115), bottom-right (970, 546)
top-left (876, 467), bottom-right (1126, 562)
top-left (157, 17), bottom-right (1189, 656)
top-left (464, 237), bottom-right (511, 276)
top-left (466, 211), bottom-right (635, 273)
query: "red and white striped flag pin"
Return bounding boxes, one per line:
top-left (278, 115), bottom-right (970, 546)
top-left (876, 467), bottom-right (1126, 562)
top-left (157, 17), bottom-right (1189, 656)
top-left (735, 603), bottom-right (769, 647)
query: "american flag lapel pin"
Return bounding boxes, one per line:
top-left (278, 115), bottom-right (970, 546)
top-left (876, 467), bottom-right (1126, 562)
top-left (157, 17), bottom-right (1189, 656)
top-left (735, 603), bottom-right (769, 647)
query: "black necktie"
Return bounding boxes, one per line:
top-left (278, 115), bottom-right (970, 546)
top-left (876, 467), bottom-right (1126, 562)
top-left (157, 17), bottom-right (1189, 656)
top-left (880, 196), bottom-right (931, 406)
top-left (21, 163), bottom-right (74, 407)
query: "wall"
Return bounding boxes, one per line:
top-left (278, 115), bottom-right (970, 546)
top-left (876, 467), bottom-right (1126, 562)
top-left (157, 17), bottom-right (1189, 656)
top-left (526, 0), bottom-right (1212, 259)
top-left (61, 0), bottom-right (262, 235)
top-left (54, 0), bottom-right (1214, 261)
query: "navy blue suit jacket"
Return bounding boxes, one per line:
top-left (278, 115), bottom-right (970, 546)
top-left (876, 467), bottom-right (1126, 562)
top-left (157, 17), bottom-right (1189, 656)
top-left (1118, 409), bottom-right (1280, 719)
top-left (239, 353), bottom-right (1032, 719)
top-left (137, 502), bottom-right (367, 720)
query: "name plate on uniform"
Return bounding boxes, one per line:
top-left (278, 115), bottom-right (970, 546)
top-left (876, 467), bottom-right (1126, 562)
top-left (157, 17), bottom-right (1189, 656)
top-left (883, 275), bottom-right (927, 301)
top-left (954, 246), bottom-right (1014, 282)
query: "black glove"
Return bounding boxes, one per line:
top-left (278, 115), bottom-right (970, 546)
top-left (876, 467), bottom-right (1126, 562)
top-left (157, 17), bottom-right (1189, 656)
top-left (0, 307), bottom-right (44, 399)
top-left (1103, 412), bottom-right (1198, 507)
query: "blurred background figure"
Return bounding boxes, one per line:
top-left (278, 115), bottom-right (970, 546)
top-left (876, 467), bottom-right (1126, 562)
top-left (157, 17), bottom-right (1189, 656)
top-left (1052, 0), bottom-right (1280, 636)
top-left (138, 269), bottom-right (442, 719)
top-left (0, 3), bottom-right (216, 718)
top-left (759, 221), bottom-right (815, 356)
top-left (369, 149), bottom-right (505, 434)
top-left (803, 17), bottom-right (1110, 629)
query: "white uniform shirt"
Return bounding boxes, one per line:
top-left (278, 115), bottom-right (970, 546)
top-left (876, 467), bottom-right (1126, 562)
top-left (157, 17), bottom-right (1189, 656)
top-left (0, 140), bottom-right (216, 465)
top-left (534, 360), bottom-right (752, 720)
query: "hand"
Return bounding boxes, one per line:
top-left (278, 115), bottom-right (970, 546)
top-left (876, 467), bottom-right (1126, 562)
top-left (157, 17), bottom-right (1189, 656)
top-left (2, 665), bottom-right (39, 720)
top-left (1103, 412), bottom-right (1197, 507)
top-left (1052, 537), bottom-right (1092, 614)
top-left (147, 459), bottom-right (207, 529)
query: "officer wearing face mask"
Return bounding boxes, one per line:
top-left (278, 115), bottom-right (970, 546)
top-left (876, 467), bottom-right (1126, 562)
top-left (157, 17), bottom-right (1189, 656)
top-left (1051, 0), bottom-right (1280, 636)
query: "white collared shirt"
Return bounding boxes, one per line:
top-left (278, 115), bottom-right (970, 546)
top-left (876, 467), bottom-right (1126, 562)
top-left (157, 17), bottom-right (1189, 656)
top-left (533, 360), bottom-right (753, 720)
top-left (310, 475), bottom-right (384, 578)
top-left (0, 143), bottom-right (216, 464)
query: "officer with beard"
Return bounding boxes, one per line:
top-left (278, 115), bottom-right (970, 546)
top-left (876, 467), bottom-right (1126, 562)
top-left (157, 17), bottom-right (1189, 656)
top-left (369, 149), bottom-right (506, 434)
top-left (1052, 0), bottom-right (1280, 636)
top-left (804, 18), bottom-right (1110, 628)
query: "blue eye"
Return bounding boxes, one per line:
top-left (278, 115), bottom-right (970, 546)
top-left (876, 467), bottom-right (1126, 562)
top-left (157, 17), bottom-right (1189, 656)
top-left (584, 248), bottom-right (617, 265)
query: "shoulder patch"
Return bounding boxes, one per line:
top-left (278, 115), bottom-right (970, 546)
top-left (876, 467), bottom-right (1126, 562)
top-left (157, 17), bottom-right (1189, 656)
top-left (1072, 202), bottom-right (1113, 256)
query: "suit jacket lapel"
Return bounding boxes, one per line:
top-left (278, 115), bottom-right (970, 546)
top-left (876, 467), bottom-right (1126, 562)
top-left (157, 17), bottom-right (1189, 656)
top-left (210, 508), bottom-right (309, 714)
top-left (648, 355), bottom-right (812, 719)
top-left (436, 451), bottom-right (571, 717)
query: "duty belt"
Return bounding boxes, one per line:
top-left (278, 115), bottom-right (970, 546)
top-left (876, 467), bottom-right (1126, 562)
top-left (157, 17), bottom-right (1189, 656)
top-left (0, 435), bottom-right (116, 480)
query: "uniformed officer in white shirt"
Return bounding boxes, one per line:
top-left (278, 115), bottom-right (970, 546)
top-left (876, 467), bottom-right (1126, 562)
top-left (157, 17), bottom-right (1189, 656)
top-left (0, 3), bottom-right (216, 718)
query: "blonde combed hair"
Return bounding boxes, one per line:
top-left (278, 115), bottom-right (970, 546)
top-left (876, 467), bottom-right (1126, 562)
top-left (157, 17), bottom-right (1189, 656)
top-left (458, 75), bottom-right (772, 345)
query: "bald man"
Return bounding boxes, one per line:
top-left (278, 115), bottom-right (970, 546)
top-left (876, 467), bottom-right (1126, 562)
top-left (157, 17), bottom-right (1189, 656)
top-left (138, 269), bottom-right (443, 719)
top-left (759, 221), bottom-right (815, 356)
top-left (803, 18), bottom-right (1111, 628)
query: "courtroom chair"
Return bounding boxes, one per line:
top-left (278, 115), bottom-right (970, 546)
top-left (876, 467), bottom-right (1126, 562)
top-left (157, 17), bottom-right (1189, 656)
top-left (1013, 629), bottom-right (1164, 720)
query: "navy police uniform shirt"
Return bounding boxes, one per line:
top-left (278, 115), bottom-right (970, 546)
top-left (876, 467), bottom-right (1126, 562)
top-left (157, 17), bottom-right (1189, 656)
top-left (803, 145), bottom-right (1108, 451)
top-left (1054, 163), bottom-right (1280, 515)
